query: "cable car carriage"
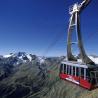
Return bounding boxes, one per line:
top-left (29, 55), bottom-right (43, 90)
top-left (59, 61), bottom-right (98, 90)
top-left (59, 0), bottom-right (98, 90)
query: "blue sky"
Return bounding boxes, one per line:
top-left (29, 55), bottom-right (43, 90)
top-left (0, 0), bottom-right (98, 56)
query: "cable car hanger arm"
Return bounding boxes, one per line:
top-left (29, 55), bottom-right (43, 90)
top-left (79, 0), bottom-right (91, 11)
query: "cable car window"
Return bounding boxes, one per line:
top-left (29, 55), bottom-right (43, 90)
top-left (67, 65), bottom-right (69, 74)
top-left (69, 66), bottom-right (71, 75)
top-left (67, 65), bottom-right (69, 75)
top-left (90, 71), bottom-right (96, 85)
top-left (73, 66), bottom-right (75, 76)
top-left (81, 68), bottom-right (84, 78)
top-left (60, 64), bottom-right (63, 74)
top-left (64, 64), bottom-right (66, 74)
top-left (66, 65), bottom-right (68, 74)
top-left (68, 66), bottom-right (70, 75)
top-left (86, 69), bottom-right (90, 82)
top-left (76, 67), bottom-right (79, 77)
top-left (68, 65), bottom-right (71, 75)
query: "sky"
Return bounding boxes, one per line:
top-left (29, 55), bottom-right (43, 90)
top-left (0, 0), bottom-right (98, 56)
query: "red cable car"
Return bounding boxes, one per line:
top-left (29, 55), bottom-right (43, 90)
top-left (59, 0), bottom-right (98, 90)
top-left (59, 61), bottom-right (98, 90)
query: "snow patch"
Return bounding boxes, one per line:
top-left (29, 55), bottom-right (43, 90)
top-left (77, 56), bottom-right (98, 64)
top-left (27, 54), bottom-right (32, 61)
top-left (38, 56), bottom-right (45, 64)
top-left (89, 56), bottom-right (98, 64)
top-left (3, 52), bottom-right (33, 62)
top-left (3, 54), bottom-right (12, 58)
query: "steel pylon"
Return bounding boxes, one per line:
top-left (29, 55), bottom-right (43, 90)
top-left (67, 0), bottom-right (95, 64)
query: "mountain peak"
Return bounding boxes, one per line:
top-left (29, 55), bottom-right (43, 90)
top-left (2, 52), bottom-right (46, 65)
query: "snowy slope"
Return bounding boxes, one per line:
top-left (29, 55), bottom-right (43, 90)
top-left (77, 56), bottom-right (98, 64)
top-left (38, 56), bottom-right (46, 64)
top-left (3, 52), bottom-right (33, 65)
top-left (3, 54), bottom-right (13, 58)
top-left (89, 56), bottom-right (98, 64)
top-left (3, 52), bottom-right (32, 61)
top-left (3, 52), bottom-right (46, 65)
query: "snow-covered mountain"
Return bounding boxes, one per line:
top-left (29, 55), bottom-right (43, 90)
top-left (2, 52), bottom-right (46, 65)
top-left (3, 52), bottom-right (32, 61)
top-left (2, 52), bottom-right (98, 65)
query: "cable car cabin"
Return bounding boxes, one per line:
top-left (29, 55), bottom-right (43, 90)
top-left (59, 61), bottom-right (98, 90)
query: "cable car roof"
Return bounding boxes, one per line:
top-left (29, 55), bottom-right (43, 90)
top-left (61, 61), bottom-right (97, 69)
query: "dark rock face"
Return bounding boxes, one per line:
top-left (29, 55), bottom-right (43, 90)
top-left (0, 58), bottom-right (40, 97)
top-left (7, 84), bottom-right (30, 98)
top-left (0, 63), bottom-right (13, 80)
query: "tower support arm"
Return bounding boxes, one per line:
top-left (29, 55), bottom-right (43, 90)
top-left (79, 0), bottom-right (91, 11)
